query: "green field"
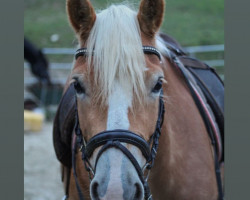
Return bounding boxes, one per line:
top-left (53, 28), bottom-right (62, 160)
top-left (24, 0), bottom-right (224, 48)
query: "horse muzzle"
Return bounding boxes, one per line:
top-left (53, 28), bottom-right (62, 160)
top-left (80, 130), bottom-right (153, 200)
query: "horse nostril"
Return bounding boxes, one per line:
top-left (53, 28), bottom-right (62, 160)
top-left (134, 183), bottom-right (143, 200)
top-left (91, 181), bottom-right (99, 200)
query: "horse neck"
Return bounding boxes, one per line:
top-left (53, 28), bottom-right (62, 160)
top-left (149, 59), bottom-right (218, 200)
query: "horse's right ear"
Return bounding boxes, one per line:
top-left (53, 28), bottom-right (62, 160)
top-left (66, 0), bottom-right (96, 42)
top-left (137, 0), bottom-right (165, 37)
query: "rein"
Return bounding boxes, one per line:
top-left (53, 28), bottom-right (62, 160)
top-left (168, 53), bottom-right (224, 200)
top-left (65, 46), bottom-right (165, 200)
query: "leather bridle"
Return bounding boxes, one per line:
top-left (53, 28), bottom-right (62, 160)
top-left (75, 46), bottom-right (162, 61)
top-left (68, 46), bottom-right (165, 200)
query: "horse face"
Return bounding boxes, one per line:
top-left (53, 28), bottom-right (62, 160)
top-left (71, 50), bottom-right (165, 200)
top-left (68, 0), bottom-right (165, 199)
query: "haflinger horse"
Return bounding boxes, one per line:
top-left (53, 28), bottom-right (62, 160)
top-left (53, 0), bottom-right (224, 200)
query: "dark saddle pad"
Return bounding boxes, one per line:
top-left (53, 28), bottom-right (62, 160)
top-left (160, 33), bottom-right (224, 161)
top-left (53, 84), bottom-right (75, 167)
top-left (53, 33), bottom-right (225, 167)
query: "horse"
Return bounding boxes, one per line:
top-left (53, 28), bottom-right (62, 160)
top-left (53, 0), bottom-right (224, 199)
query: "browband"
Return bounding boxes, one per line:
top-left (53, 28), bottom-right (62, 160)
top-left (75, 46), bottom-right (161, 60)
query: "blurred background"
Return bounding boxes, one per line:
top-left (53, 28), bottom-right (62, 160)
top-left (24, 0), bottom-right (224, 199)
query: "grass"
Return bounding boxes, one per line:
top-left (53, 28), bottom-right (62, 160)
top-left (163, 0), bottom-right (224, 46)
top-left (24, 0), bottom-right (75, 48)
top-left (24, 0), bottom-right (224, 48)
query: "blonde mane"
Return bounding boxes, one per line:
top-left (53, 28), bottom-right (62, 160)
top-left (86, 5), bottom-right (146, 104)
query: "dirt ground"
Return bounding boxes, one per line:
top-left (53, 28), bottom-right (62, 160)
top-left (24, 122), bottom-right (64, 200)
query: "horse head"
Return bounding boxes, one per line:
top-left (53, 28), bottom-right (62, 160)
top-left (66, 0), bottom-right (165, 199)
top-left (53, 0), bottom-right (222, 199)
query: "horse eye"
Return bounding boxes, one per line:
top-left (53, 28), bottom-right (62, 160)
top-left (152, 79), bottom-right (163, 93)
top-left (74, 81), bottom-right (85, 94)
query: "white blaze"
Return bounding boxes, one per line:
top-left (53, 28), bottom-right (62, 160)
top-left (107, 82), bottom-right (132, 130)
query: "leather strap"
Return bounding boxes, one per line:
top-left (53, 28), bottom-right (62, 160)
top-left (171, 55), bottom-right (224, 200)
top-left (75, 46), bottom-right (161, 61)
top-left (93, 140), bottom-right (152, 200)
top-left (72, 134), bottom-right (85, 200)
top-left (84, 130), bottom-right (151, 160)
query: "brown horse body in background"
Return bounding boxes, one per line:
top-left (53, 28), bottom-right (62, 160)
top-left (53, 0), bottom-right (224, 199)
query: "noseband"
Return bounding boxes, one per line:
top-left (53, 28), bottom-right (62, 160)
top-left (69, 46), bottom-right (165, 200)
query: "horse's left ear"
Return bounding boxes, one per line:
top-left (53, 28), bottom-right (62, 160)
top-left (137, 0), bottom-right (165, 37)
top-left (66, 0), bottom-right (96, 42)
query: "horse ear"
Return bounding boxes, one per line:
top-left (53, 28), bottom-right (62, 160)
top-left (137, 0), bottom-right (165, 37)
top-left (66, 0), bottom-right (96, 41)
